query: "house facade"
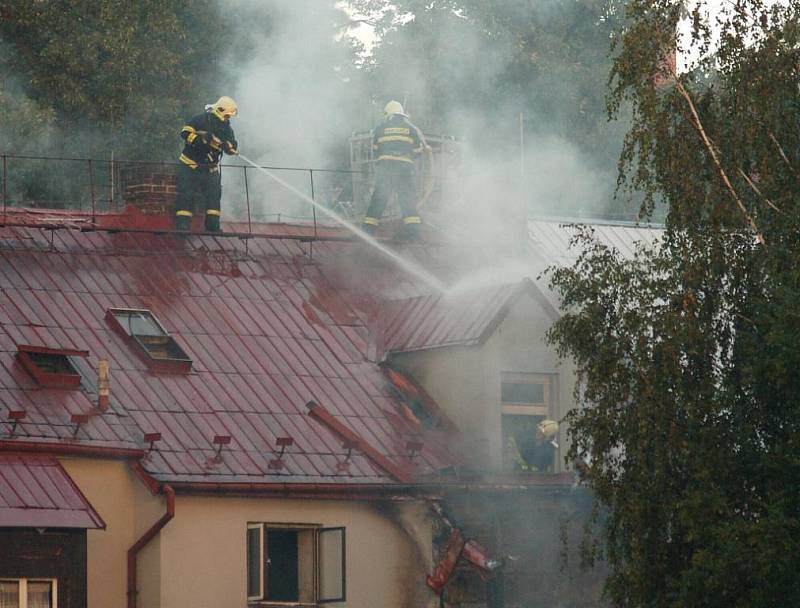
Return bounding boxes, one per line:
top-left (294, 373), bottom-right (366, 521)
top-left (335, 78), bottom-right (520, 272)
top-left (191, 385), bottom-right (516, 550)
top-left (0, 179), bottom-right (659, 608)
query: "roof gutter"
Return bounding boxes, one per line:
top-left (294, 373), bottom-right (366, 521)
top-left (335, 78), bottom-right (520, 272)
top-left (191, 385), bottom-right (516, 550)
top-left (162, 480), bottom-right (422, 500)
top-left (0, 441), bottom-right (144, 460)
top-left (127, 484), bottom-right (174, 608)
top-left (144, 478), bottom-right (576, 499)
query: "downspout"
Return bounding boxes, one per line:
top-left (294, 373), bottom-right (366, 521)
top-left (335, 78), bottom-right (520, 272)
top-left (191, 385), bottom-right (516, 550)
top-left (127, 484), bottom-right (175, 608)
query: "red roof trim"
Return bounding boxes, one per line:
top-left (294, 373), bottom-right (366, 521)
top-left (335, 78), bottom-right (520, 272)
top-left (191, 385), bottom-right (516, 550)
top-left (306, 401), bottom-right (413, 483)
top-left (0, 441), bottom-right (145, 460)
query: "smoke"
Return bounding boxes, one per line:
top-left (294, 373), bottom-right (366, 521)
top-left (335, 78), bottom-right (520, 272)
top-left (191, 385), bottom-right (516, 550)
top-left (217, 0), bottom-right (628, 236)
top-left (219, 0), bottom-right (370, 221)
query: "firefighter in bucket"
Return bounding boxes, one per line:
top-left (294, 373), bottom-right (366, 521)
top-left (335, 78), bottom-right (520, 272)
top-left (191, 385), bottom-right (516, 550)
top-left (362, 101), bottom-right (430, 240)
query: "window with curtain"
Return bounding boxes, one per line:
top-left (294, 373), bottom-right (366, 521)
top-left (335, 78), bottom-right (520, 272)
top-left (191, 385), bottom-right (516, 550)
top-left (0, 581), bottom-right (19, 608)
top-left (0, 580), bottom-right (55, 608)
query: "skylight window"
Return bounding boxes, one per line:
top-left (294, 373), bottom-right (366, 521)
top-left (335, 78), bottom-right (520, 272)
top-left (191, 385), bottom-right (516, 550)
top-left (16, 345), bottom-right (88, 389)
top-left (106, 308), bottom-right (192, 373)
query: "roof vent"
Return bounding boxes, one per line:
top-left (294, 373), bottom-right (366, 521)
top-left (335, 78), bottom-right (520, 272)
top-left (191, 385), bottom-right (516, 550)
top-left (268, 437), bottom-right (293, 471)
top-left (5, 410), bottom-right (26, 436)
top-left (16, 345), bottom-right (89, 389)
top-left (106, 308), bottom-right (192, 373)
top-left (71, 413), bottom-right (90, 436)
top-left (144, 432), bottom-right (162, 453)
top-left (212, 434), bottom-right (231, 461)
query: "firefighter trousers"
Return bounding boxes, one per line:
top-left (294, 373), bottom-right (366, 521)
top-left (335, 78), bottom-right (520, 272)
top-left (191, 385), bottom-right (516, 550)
top-left (364, 161), bottom-right (420, 235)
top-left (175, 163), bottom-right (222, 231)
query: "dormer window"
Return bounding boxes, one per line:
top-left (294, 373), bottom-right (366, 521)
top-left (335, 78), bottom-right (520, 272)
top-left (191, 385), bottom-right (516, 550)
top-left (16, 345), bottom-right (88, 389)
top-left (106, 308), bottom-right (192, 373)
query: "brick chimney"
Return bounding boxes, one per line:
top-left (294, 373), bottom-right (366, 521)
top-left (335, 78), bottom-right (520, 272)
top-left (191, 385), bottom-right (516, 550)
top-left (119, 164), bottom-right (177, 214)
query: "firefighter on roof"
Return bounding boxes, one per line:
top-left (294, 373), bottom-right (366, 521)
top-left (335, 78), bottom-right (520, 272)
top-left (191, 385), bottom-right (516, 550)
top-left (175, 96), bottom-right (239, 232)
top-left (362, 101), bottom-right (430, 240)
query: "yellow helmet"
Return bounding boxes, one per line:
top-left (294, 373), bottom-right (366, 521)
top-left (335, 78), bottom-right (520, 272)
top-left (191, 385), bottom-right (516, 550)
top-left (537, 419), bottom-right (559, 438)
top-left (384, 100), bottom-right (406, 116)
top-left (212, 96), bottom-right (238, 120)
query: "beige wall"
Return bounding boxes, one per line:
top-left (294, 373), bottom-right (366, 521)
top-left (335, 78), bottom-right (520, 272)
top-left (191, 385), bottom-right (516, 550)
top-left (60, 457), bottom-right (163, 608)
top-left (58, 458), bottom-right (437, 608)
top-left (390, 294), bottom-right (575, 471)
top-left (157, 496), bottom-right (435, 608)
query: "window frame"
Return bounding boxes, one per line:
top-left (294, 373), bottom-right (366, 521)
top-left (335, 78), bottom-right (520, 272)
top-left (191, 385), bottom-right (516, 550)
top-left (105, 308), bottom-right (192, 373)
top-left (246, 523), bottom-right (346, 607)
top-left (0, 577), bottom-right (58, 608)
top-left (500, 372), bottom-right (552, 416)
top-left (317, 527), bottom-right (346, 604)
top-left (16, 345), bottom-right (88, 389)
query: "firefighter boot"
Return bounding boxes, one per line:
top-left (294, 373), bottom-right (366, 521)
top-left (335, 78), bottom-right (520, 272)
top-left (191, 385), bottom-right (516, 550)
top-left (175, 212), bottom-right (192, 232)
top-left (361, 218), bottom-right (379, 237)
top-left (205, 210), bottom-right (222, 233)
top-left (402, 216), bottom-right (421, 241)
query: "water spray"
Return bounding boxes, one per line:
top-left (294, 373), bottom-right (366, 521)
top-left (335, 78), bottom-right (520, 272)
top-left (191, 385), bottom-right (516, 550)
top-left (235, 154), bottom-right (446, 293)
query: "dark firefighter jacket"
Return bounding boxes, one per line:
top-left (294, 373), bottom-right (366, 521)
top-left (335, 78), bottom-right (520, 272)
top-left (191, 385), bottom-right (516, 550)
top-left (372, 114), bottom-right (425, 164)
top-left (179, 111), bottom-right (238, 171)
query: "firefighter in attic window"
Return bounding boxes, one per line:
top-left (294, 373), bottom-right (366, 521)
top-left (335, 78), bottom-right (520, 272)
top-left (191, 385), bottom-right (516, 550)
top-left (509, 418), bottom-right (559, 472)
top-left (175, 96), bottom-right (239, 232)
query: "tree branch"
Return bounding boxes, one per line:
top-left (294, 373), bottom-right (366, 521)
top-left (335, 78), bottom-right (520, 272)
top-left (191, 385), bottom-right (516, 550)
top-left (736, 168), bottom-right (784, 215)
top-left (669, 67), bottom-right (764, 243)
top-left (768, 131), bottom-right (799, 181)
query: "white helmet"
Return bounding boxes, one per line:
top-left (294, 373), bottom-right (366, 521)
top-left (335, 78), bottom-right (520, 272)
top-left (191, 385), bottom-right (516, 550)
top-left (537, 419), bottom-right (559, 438)
top-left (384, 100), bottom-right (406, 116)
top-left (209, 96), bottom-right (238, 120)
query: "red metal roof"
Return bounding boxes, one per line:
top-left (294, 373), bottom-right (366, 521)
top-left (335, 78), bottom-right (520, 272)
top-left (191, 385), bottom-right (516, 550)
top-left (0, 452), bottom-right (105, 528)
top-left (0, 211), bottom-right (658, 490)
top-left (0, 221), bottom-right (464, 487)
top-left (382, 278), bottom-right (559, 354)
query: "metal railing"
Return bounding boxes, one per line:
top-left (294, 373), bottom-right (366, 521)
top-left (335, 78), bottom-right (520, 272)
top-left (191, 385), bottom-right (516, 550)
top-left (0, 153), bottom-right (367, 240)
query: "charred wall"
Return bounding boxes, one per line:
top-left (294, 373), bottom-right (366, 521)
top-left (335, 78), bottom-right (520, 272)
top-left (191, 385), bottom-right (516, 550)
top-left (0, 528), bottom-right (87, 608)
top-left (439, 487), bottom-right (606, 608)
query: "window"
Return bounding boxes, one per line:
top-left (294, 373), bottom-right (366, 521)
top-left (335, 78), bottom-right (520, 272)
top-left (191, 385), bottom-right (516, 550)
top-left (105, 308), bottom-right (192, 373)
top-left (500, 372), bottom-right (550, 415)
top-left (247, 524), bottom-right (345, 605)
top-left (501, 373), bottom-right (557, 472)
top-left (16, 345), bottom-right (88, 389)
top-left (0, 579), bottom-right (57, 608)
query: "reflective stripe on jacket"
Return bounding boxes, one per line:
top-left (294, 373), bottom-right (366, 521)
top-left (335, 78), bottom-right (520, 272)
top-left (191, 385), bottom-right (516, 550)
top-left (372, 115), bottom-right (425, 163)
top-left (178, 111), bottom-right (237, 171)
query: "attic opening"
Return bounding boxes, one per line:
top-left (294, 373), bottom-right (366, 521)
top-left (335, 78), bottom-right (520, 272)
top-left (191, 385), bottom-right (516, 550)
top-left (16, 345), bottom-right (88, 389)
top-left (106, 308), bottom-right (192, 373)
